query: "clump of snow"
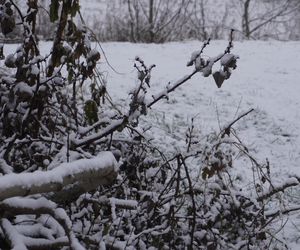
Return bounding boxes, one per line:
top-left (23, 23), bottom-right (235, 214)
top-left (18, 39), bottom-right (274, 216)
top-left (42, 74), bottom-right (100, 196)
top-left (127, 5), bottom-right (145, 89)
top-left (14, 82), bottom-right (34, 97)
top-left (220, 53), bottom-right (235, 66)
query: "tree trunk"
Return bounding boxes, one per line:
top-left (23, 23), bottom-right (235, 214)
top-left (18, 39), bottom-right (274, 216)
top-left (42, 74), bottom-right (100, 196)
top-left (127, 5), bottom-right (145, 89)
top-left (149, 0), bottom-right (155, 42)
top-left (200, 0), bottom-right (208, 40)
top-left (242, 0), bottom-right (251, 39)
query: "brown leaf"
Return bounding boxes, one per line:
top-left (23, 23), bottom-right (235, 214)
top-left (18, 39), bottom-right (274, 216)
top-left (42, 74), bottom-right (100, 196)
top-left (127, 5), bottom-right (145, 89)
top-left (213, 71), bottom-right (225, 88)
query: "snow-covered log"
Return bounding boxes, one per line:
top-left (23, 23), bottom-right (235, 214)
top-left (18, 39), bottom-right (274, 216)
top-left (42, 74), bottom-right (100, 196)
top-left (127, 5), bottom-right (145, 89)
top-left (0, 197), bottom-right (85, 250)
top-left (0, 152), bottom-right (118, 201)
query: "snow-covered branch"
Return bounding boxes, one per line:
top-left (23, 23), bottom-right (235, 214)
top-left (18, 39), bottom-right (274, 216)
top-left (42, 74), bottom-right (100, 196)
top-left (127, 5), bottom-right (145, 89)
top-left (265, 205), bottom-right (300, 218)
top-left (257, 177), bottom-right (300, 202)
top-left (72, 117), bottom-right (127, 148)
top-left (0, 152), bottom-right (118, 201)
top-left (0, 197), bottom-right (84, 250)
top-left (147, 70), bottom-right (198, 108)
top-left (84, 196), bottom-right (138, 210)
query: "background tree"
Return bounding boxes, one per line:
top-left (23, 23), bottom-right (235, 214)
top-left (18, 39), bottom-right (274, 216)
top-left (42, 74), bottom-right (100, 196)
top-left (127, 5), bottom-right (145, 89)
top-left (35, 0), bottom-right (56, 40)
top-left (96, 0), bottom-right (190, 43)
top-left (83, 0), bottom-right (300, 42)
top-left (236, 0), bottom-right (300, 39)
top-left (186, 0), bottom-right (234, 40)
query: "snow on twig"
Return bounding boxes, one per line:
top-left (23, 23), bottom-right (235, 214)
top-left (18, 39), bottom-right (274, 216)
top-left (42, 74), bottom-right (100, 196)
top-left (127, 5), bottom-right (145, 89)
top-left (257, 177), bottom-right (300, 202)
top-left (72, 119), bottom-right (126, 148)
top-left (0, 218), bottom-right (27, 250)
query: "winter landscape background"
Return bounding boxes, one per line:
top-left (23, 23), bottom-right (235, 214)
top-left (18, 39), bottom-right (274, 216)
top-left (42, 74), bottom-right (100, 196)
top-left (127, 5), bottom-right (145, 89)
top-left (0, 0), bottom-right (300, 249)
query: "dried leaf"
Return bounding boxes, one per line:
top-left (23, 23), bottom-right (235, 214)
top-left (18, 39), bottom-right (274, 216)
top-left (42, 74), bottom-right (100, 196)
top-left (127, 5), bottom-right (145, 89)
top-left (213, 71), bottom-right (225, 88)
top-left (50, 0), bottom-right (60, 22)
top-left (1, 17), bottom-right (15, 35)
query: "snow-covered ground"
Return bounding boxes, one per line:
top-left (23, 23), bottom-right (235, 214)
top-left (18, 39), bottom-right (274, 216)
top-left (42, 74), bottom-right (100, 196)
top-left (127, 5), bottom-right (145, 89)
top-left (98, 40), bottom-right (300, 175)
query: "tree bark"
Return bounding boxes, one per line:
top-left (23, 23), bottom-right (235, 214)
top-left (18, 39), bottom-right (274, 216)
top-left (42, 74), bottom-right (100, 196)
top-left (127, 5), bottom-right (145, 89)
top-left (149, 0), bottom-right (155, 42)
top-left (47, 0), bottom-right (68, 77)
top-left (242, 0), bottom-right (251, 39)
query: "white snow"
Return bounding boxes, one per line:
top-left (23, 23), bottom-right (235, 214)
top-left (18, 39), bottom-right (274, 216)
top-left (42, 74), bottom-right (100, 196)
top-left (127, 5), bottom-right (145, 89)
top-left (30, 65), bottom-right (40, 76)
top-left (109, 197), bottom-right (138, 209)
top-left (3, 197), bottom-right (56, 210)
top-left (0, 151), bottom-right (117, 200)
top-left (0, 158), bottom-right (13, 175)
top-left (220, 53), bottom-right (235, 66)
top-left (1, 219), bottom-right (27, 250)
top-left (14, 81), bottom-right (34, 97)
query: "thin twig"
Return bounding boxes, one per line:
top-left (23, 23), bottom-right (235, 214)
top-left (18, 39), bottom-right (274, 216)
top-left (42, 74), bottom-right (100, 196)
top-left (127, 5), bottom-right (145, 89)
top-left (180, 154), bottom-right (196, 250)
top-left (221, 108), bottom-right (254, 137)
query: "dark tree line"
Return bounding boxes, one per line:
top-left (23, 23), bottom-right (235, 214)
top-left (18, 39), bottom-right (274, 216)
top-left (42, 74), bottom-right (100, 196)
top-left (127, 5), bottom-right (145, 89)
top-left (2, 0), bottom-right (300, 42)
top-left (93, 0), bottom-right (300, 42)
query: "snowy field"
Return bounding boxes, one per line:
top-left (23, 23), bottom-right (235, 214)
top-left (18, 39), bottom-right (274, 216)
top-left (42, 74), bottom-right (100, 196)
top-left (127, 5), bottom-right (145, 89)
top-left (97, 40), bottom-right (300, 175)
top-left (4, 40), bottom-right (300, 247)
